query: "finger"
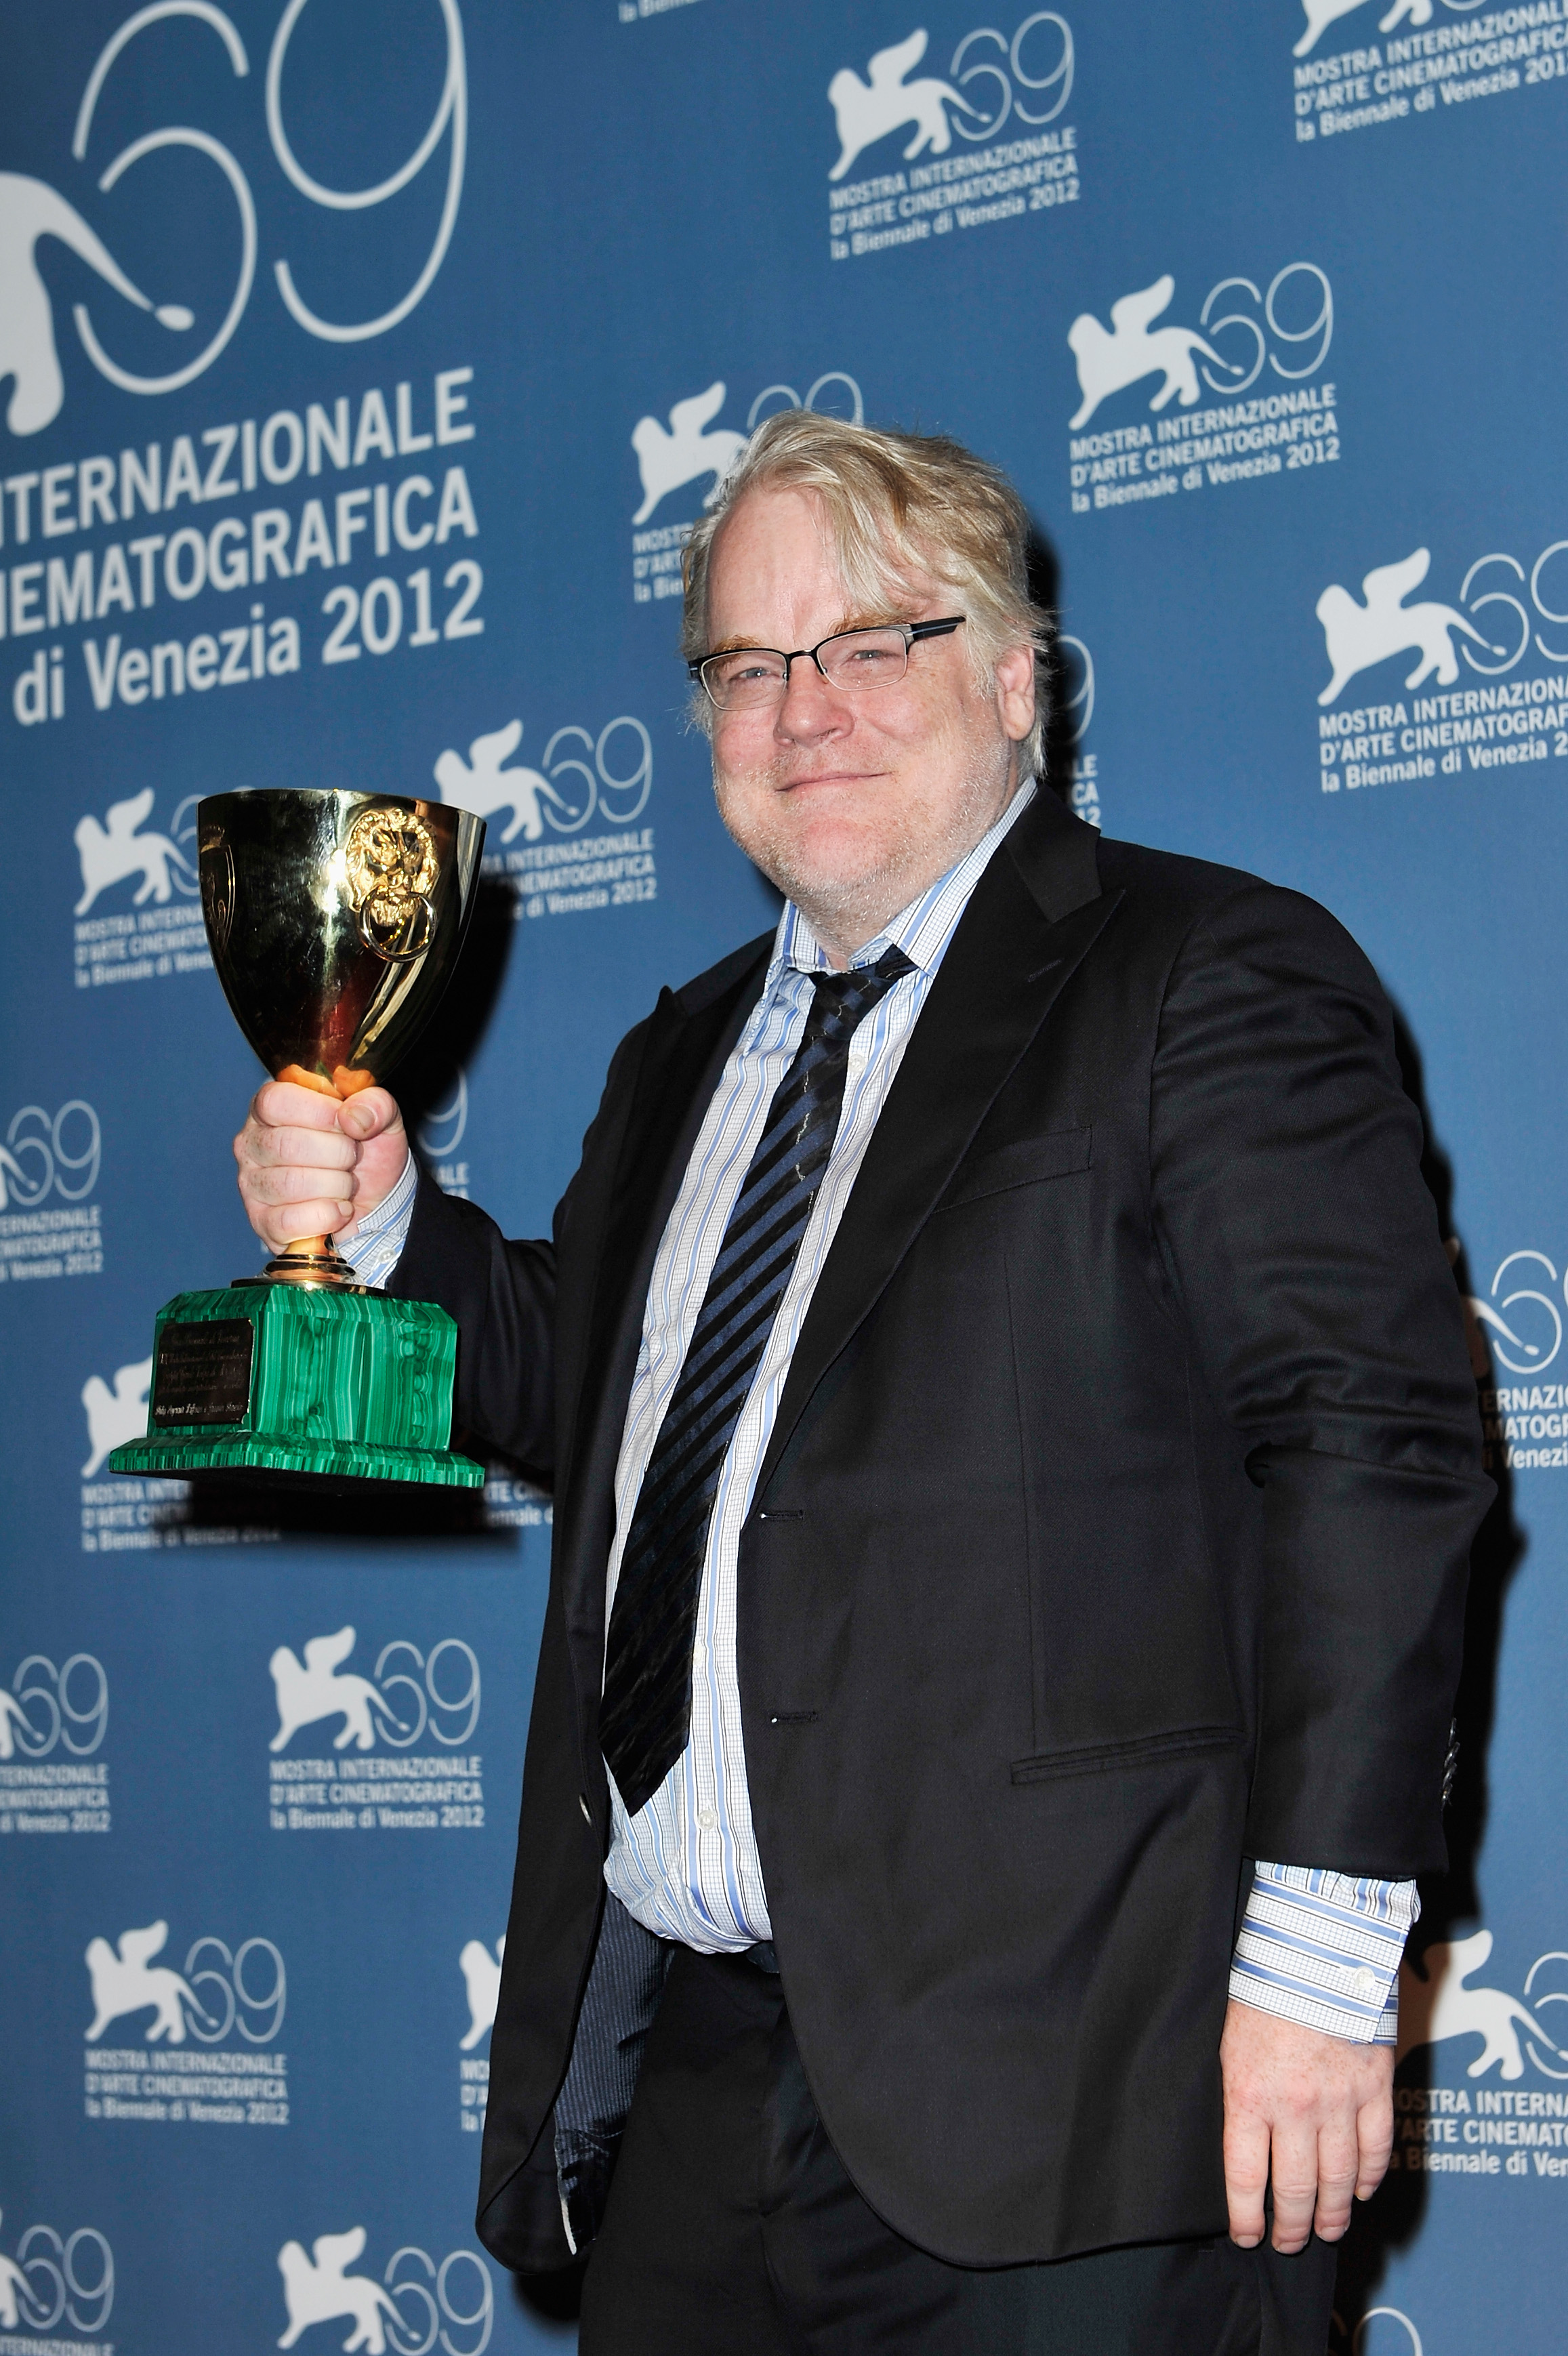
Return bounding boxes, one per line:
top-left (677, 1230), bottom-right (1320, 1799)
top-left (1354, 2087), bottom-right (1395, 2204)
top-left (337, 1086), bottom-right (403, 1142)
top-left (1311, 2116), bottom-right (1361, 2244)
top-left (258, 1198), bottom-right (357, 1251)
top-left (241, 1124), bottom-right (358, 1179)
top-left (1223, 2108), bottom-right (1271, 2250)
top-left (1266, 2111), bottom-right (1321, 2255)
top-left (253, 1079), bottom-right (349, 1132)
top-left (241, 1159), bottom-right (356, 1209)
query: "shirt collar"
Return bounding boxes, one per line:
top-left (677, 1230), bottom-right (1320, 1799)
top-left (774, 777), bottom-right (1037, 982)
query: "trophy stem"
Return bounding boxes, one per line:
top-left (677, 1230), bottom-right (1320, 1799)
top-left (261, 1235), bottom-right (364, 1289)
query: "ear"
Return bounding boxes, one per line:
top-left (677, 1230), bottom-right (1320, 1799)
top-left (993, 642), bottom-right (1037, 745)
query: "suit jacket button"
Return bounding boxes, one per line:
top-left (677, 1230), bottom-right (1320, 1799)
top-left (579, 1793), bottom-right (592, 1824)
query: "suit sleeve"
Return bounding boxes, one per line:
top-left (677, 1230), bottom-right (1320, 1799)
top-left (1148, 882), bottom-right (1492, 1878)
top-left (386, 1173), bottom-right (556, 1482)
top-left (386, 1016), bottom-right (652, 1486)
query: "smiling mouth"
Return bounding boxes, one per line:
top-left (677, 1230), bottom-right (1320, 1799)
top-left (778, 770), bottom-right (884, 792)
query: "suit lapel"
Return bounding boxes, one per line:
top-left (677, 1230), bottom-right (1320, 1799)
top-left (754, 793), bottom-right (1119, 1497)
top-left (559, 935), bottom-right (772, 1664)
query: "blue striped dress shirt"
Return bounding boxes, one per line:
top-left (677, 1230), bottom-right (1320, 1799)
top-left (342, 781), bottom-right (1414, 2043)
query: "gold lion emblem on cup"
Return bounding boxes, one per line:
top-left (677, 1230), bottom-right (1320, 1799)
top-left (343, 806), bottom-right (440, 959)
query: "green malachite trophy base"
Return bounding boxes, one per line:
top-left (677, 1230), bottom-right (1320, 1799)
top-left (108, 1280), bottom-right (484, 1491)
top-left (111, 1431), bottom-right (483, 1486)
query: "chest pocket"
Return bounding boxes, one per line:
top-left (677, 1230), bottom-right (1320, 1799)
top-left (936, 1124), bottom-right (1092, 1212)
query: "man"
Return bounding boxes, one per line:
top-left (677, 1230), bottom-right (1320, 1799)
top-left (236, 413), bottom-right (1489, 2353)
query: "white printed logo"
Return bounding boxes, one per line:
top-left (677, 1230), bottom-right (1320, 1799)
top-left (278, 2230), bottom-right (400, 2355)
top-left (439, 714), bottom-right (659, 924)
top-left (459, 1937), bottom-right (503, 2050)
top-left (0, 171), bottom-right (191, 436)
top-left (1294, 0), bottom-right (1430, 60)
top-left (631, 381), bottom-right (748, 526)
top-left (1290, 0), bottom-right (1556, 145)
top-left (72, 791), bottom-right (212, 989)
top-left (629, 373), bottom-right (863, 533)
top-left (269, 1638), bottom-right (482, 1832)
top-left (277, 2230), bottom-right (492, 2355)
top-left (83, 1932), bottom-right (287, 2125)
top-left (1460, 1249), bottom-right (1563, 1378)
top-left (81, 1357), bottom-right (150, 1476)
top-left (85, 1918), bottom-right (286, 2047)
top-left (0, 1655), bottom-right (111, 1838)
top-left (0, 1654), bottom-right (108, 1760)
top-left (0, 1102), bottom-right (105, 1281)
top-left (1460, 1247), bottom-right (1568, 1476)
top-left (0, 1100), bottom-right (101, 1211)
top-left (829, 18), bottom-right (1078, 182)
top-left (1313, 537), bottom-right (1568, 796)
top-left (85, 1920), bottom-right (203, 2044)
top-left (438, 714), bottom-right (653, 839)
top-left (1067, 264), bottom-right (1337, 515)
top-left (1317, 534), bottom-right (1568, 706)
top-left (74, 789), bottom-right (198, 915)
top-left (270, 1628), bottom-right (482, 1752)
top-left (1067, 274), bottom-right (1238, 428)
top-left (1316, 548), bottom-right (1493, 705)
top-left (435, 720), bottom-right (573, 842)
top-left (0, 2210), bottom-right (114, 2337)
top-left (1, 2), bottom-right (466, 435)
top-left (827, 16), bottom-right (1077, 263)
top-left (1399, 1930), bottom-right (1565, 2080)
top-left (270, 1628), bottom-right (405, 1753)
top-left (828, 29), bottom-right (978, 180)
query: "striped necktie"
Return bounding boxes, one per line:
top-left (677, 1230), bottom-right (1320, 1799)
top-left (600, 945), bottom-right (915, 1818)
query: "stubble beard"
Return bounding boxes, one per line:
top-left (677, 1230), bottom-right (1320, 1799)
top-left (716, 733), bottom-right (1016, 955)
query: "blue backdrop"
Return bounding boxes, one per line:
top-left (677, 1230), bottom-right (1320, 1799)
top-left (2, 5), bottom-right (1564, 2351)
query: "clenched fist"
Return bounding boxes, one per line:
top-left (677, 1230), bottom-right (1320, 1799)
top-left (234, 1079), bottom-right (409, 1257)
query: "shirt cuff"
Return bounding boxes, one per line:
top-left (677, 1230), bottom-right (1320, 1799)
top-left (336, 1147), bottom-right (417, 1290)
top-left (1229, 1862), bottom-right (1419, 2045)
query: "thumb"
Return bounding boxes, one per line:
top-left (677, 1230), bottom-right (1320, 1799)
top-left (337, 1086), bottom-right (403, 1143)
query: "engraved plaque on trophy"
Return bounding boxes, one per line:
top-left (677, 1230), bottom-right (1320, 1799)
top-left (110, 789), bottom-right (487, 1487)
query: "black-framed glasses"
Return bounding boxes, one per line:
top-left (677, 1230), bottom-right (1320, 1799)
top-left (689, 616), bottom-right (966, 713)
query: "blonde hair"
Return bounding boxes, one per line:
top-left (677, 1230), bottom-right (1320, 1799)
top-left (681, 409), bottom-right (1052, 777)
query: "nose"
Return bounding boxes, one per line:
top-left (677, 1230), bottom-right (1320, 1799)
top-left (774, 651), bottom-right (848, 743)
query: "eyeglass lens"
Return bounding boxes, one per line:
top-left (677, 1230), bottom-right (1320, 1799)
top-left (704, 627), bottom-right (911, 708)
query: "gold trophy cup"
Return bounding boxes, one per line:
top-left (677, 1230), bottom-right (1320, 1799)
top-left (111, 788), bottom-right (487, 1487)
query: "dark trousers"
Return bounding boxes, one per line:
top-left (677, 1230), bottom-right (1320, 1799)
top-left (579, 1946), bottom-right (1338, 2356)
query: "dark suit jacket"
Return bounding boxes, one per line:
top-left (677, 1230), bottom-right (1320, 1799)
top-left (390, 788), bottom-right (1490, 2271)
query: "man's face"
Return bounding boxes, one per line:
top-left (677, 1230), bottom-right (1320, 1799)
top-left (703, 486), bottom-right (1035, 961)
